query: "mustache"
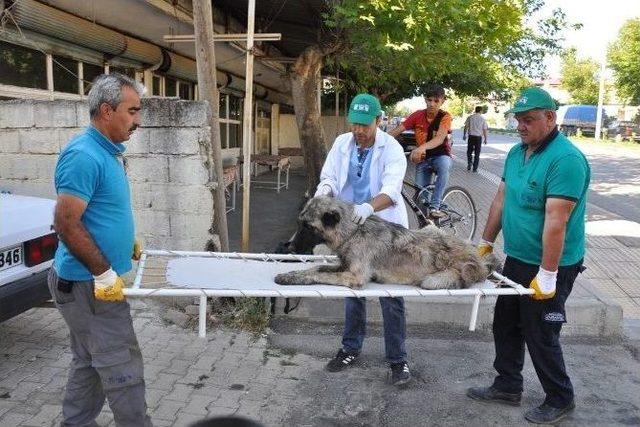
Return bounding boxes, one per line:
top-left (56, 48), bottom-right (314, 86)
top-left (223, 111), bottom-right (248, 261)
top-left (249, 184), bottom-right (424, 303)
top-left (129, 125), bottom-right (138, 132)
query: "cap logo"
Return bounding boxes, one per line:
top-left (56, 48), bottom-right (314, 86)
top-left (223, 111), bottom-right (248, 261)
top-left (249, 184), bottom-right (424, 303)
top-left (517, 96), bottom-right (528, 105)
top-left (353, 103), bottom-right (370, 112)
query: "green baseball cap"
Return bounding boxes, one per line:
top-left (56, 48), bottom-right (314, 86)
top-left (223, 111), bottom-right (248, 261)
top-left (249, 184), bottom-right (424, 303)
top-left (507, 87), bottom-right (557, 114)
top-left (348, 93), bottom-right (382, 125)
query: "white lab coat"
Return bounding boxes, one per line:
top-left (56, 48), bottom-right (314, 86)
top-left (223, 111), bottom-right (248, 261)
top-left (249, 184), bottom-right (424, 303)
top-left (317, 129), bottom-right (409, 228)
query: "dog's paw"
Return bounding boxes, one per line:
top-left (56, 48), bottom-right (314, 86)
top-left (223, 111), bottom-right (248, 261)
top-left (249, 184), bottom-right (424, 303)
top-left (275, 271), bottom-right (316, 286)
top-left (274, 272), bottom-right (299, 286)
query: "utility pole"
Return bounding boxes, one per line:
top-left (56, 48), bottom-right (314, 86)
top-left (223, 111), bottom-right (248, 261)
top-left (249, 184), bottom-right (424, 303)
top-left (193, 0), bottom-right (229, 251)
top-left (241, 0), bottom-right (256, 252)
top-left (595, 55), bottom-right (606, 141)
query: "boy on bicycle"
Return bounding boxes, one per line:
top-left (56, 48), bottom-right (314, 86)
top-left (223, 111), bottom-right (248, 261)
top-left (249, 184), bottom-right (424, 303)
top-left (389, 84), bottom-right (453, 218)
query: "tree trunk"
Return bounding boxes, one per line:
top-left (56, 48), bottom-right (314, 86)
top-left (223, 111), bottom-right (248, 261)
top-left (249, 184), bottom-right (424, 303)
top-left (291, 45), bottom-right (328, 195)
top-left (193, 0), bottom-right (229, 251)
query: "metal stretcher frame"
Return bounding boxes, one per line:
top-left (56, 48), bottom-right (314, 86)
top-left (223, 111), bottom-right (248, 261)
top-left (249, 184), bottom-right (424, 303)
top-left (127, 250), bottom-right (534, 338)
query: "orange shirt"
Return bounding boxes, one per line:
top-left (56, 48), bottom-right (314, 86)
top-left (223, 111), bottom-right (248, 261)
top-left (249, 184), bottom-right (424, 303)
top-left (402, 109), bottom-right (453, 157)
top-left (403, 109), bottom-right (453, 146)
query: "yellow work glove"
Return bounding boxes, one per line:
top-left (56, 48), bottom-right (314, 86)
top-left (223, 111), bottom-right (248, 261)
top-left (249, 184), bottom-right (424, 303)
top-left (132, 239), bottom-right (142, 261)
top-left (530, 267), bottom-right (557, 301)
top-left (477, 239), bottom-right (494, 257)
top-left (93, 268), bottom-right (125, 302)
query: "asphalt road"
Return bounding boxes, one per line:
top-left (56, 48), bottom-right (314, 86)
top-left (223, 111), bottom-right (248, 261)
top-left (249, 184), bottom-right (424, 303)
top-left (450, 130), bottom-right (640, 224)
top-left (270, 319), bottom-right (640, 427)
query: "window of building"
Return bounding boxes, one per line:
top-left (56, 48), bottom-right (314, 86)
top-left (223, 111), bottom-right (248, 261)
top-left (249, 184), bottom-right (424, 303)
top-left (219, 94), bottom-right (227, 119)
top-left (218, 93), bottom-right (243, 149)
top-left (0, 41), bottom-right (47, 89)
top-left (219, 122), bottom-right (228, 148)
top-left (165, 77), bottom-right (177, 97)
top-left (83, 62), bottom-right (104, 94)
top-left (53, 55), bottom-right (79, 94)
top-left (152, 75), bottom-right (162, 96)
top-left (178, 81), bottom-right (193, 100)
top-left (229, 95), bottom-right (242, 120)
top-left (228, 122), bottom-right (241, 148)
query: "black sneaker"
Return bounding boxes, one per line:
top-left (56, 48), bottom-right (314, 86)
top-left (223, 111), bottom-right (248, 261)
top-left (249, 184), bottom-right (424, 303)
top-left (389, 361), bottom-right (411, 386)
top-left (524, 401), bottom-right (575, 424)
top-left (466, 386), bottom-right (522, 406)
top-left (325, 349), bottom-right (358, 372)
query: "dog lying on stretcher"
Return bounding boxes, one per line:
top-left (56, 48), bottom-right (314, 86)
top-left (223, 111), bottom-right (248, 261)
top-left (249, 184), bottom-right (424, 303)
top-left (274, 196), bottom-right (501, 290)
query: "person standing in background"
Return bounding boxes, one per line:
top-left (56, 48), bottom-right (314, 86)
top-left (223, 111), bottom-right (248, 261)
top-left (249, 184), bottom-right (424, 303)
top-left (463, 106), bottom-right (489, 172)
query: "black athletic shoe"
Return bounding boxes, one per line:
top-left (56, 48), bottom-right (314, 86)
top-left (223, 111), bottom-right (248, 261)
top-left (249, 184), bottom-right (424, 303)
top-left (389, 361), bottom-right (411, 386)
top-left (524, 401), bottom-right (575, 424)
top-left (325, 349), bottom-right (358, 372)
top-left (466, 386), bottom-right (522, 406)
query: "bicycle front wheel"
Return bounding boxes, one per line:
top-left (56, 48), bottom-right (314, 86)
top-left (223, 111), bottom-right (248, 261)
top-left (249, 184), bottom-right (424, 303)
top-left (439, 186), bottom-right (477, 241)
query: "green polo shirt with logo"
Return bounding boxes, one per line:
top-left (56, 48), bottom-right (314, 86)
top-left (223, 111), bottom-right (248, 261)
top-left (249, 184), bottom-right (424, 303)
top-left (501, 128), bottom-right (590, 266)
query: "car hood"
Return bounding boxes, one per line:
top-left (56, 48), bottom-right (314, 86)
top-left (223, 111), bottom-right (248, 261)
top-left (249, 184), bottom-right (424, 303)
top-left (0, 194), bottom-right (56, 248)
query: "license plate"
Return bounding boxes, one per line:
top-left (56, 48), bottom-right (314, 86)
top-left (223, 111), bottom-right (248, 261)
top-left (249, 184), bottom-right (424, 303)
top-left (0, 245), bottom-right (23, 272)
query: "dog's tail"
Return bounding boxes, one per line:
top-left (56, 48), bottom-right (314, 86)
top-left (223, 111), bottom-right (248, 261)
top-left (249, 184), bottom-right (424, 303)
top-left (482, 253), bottom-right (503, 274)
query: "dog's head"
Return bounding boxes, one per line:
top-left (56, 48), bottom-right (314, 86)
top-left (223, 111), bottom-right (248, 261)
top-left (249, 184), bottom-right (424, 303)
top-left (276, 220), bottom-right (324, 255)
top-left (296, 196), bottom-right (355, 249)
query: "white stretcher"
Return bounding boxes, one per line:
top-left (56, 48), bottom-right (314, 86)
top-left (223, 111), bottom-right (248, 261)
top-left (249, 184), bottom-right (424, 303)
top-left (127, 250), bottom-right (534, 337)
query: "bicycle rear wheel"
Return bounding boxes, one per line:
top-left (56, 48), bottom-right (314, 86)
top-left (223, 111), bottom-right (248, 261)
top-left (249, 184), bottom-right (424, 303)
top-left (439, 186), bottom-right (477, 241)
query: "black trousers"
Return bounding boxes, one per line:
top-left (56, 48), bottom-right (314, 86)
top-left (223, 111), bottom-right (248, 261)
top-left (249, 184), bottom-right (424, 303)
top-left (492, 256), bottom-right (583, 408)
top-left (467, 135), bottom-right (482, 171)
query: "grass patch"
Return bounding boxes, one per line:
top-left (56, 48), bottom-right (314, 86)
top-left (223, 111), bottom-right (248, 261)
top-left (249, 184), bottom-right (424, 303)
top-left (220, 297), bottom-right (271, 335)
top-left (572, 136), bottom-right (640, 152)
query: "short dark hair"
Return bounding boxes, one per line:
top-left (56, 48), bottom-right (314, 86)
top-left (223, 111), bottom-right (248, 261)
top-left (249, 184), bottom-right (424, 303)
top-left (475, 106), bottom-right (483, 113)
top-left (423, 84), bottom-right (445, 99)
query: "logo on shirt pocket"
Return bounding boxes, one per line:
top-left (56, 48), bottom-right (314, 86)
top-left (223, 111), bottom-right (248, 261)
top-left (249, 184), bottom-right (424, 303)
top-left (519, 181), bottom-right (544, 210)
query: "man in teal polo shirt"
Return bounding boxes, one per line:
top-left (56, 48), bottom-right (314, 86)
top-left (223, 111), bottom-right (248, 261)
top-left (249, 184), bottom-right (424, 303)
top-left (466, 87), bottom-right (590, 424)
top-left (49, 74), bottom-right (152, 426)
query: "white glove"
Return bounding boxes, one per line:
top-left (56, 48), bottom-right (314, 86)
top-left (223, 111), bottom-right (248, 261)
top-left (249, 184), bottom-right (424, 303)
top-left (352, 203), bottom-right (374, 225)
top-left (530, 267), bottom-right (557, 300)
top-left (314, 184), bottom-right (333, 197)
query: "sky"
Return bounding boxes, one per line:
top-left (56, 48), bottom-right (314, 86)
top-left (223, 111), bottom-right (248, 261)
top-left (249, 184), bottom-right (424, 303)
top-left (398, 0), bottom-right (640, 111)
top-left (539, 0), bottom-right (640, 77)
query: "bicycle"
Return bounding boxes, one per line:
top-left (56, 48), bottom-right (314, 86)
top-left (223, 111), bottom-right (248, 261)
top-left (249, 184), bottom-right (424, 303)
top-left (401, 177), bottom-right (477, 241)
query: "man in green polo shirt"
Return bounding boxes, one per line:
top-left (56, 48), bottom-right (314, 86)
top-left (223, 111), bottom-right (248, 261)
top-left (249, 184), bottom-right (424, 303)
top-left (466, 87), bottom-right (590, 424)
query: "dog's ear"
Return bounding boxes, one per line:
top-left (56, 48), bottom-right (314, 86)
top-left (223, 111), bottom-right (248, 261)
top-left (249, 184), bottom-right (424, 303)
top-left (321, 210), bottom-right (340, 228)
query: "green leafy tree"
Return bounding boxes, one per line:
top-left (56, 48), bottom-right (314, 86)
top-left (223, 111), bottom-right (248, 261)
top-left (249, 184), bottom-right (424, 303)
top-left (290, 0), bottom-right (572, 192)
top-left (560, 48), bottom-right (599, 104)
top-left (608, 18), bottom-right (640, 105)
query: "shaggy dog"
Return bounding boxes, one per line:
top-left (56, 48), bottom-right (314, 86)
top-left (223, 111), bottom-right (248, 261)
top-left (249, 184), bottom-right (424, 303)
top-left (274, 196), bottom-right (501, 290)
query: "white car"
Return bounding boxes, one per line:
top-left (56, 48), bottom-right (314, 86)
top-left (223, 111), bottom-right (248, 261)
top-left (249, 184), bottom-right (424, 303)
top-left (0, 193), bottom-right (57, 322)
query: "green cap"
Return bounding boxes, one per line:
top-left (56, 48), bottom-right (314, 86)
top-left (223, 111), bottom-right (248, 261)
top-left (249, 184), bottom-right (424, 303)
top-left (348, 93), bottom-right (382, 125)
top-left (507, 87), bottom-right (557, 114)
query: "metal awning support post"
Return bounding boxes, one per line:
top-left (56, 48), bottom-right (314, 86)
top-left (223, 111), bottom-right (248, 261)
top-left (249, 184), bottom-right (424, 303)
top-left (241, 0), bottom-right (256, 252)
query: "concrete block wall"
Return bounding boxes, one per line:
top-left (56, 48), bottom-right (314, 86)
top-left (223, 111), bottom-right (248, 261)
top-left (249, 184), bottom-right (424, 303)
top-left (0, 98), bottom-right (217, 252)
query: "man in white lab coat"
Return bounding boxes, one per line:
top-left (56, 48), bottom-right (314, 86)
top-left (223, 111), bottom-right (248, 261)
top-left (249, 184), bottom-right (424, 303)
top-left (314, 93), bottom-right (411, 386)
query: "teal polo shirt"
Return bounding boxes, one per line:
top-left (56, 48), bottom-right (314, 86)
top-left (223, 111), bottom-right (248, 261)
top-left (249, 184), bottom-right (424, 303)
top-left (501, 127), bottom-right (590, 266)
top-left (54, 126), bottom-right (135, 280)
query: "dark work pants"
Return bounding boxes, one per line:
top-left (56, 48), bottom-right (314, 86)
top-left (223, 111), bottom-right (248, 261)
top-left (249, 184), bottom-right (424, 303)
top-left (48, 268), bottom-right (152, 427)
top-left (492, 256), bottom-right (582, 408)
top-left (467, 135), bottom-right (482, 171)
